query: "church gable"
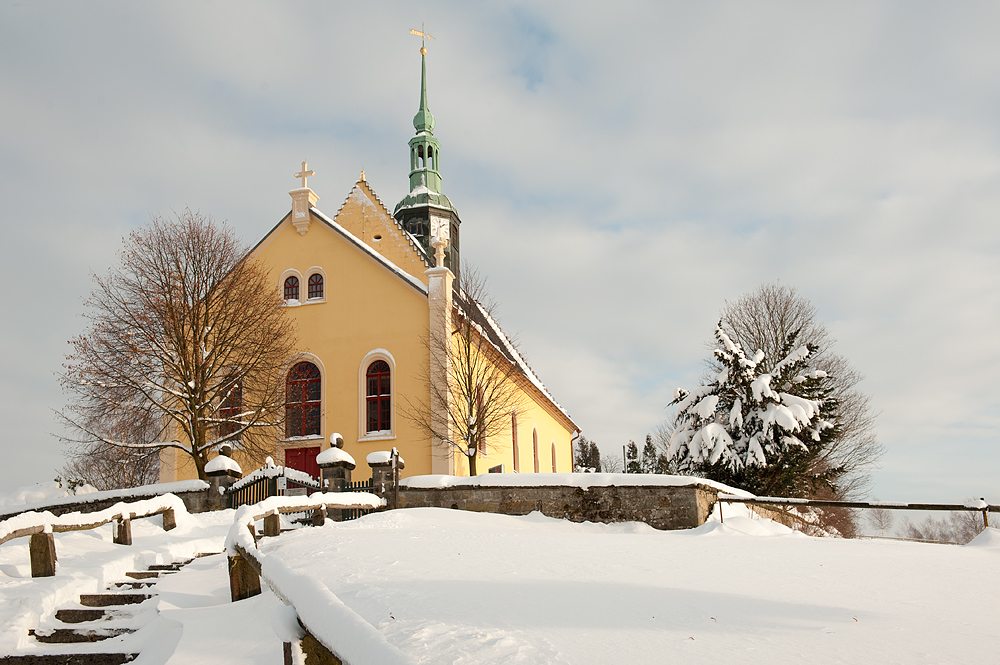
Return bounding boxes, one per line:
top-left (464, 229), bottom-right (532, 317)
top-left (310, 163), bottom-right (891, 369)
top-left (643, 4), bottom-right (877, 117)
top-left (333, 178), bottom-right (431, 285)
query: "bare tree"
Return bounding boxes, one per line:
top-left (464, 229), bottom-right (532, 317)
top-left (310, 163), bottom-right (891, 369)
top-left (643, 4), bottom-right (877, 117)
top-left (406, 264), bottom-right (529, 476)
top-left (58, 210), bottom-right (297, 481)
top-left (866, 500), bottom-right (895, 537)
top-left (61, 442), bottom-right (160, 491)
top-left (901, 505), bottom-right (988, 544)
top-left (714, 282), bottom-right (882, 500)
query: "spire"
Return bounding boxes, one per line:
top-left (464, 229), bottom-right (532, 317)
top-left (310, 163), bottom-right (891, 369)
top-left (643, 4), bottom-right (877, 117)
top-left (403, 43), bottom-right (444, 195)
top-left (413, 50), bottom-right (436, 135)
top-left (394, 31), bottom-right (462, 281)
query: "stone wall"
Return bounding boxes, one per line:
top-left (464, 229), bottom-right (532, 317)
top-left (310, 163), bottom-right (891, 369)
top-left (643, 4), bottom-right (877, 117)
top-left (0, 489), bottom-right (210, 520)
top-left (398, 483), bottom-right (719, 531)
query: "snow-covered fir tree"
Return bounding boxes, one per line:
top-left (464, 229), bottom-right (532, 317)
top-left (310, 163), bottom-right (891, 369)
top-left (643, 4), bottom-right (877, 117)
top-left (640, 434), bottom-right (663, 473)
top-left (625, 441), bottom-right (641, 474)
top-left (667, 324), bottom-right (842, 497)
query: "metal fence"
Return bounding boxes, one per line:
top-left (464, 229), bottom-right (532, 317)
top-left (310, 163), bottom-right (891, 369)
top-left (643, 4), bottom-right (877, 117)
top-left (225, 470), bottom-right (376, 522)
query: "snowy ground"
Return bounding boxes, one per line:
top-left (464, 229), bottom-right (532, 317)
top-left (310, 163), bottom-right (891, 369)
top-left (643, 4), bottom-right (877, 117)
top-left (0, 502), bottom-right (996, 663)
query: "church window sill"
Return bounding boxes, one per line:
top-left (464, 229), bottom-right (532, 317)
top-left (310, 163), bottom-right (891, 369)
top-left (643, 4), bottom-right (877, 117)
top-left (358, 432), bottom-right (395, 442)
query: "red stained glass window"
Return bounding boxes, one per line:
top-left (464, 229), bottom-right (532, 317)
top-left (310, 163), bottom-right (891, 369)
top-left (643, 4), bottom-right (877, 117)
top-left (308, 273), bottom-right (323, 300)
top-left (284, 276), bottom-right (300, 301)
top-left (286, 361), bottom-right (320, 438)
top-left (366, 360), bottom-right (391, 433)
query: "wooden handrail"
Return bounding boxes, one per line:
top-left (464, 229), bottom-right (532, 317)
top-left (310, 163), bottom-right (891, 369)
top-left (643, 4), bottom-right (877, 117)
top-left (0, 495), bottom-right (185, 577)
top-left (224, 492), bottom-right (415, 665)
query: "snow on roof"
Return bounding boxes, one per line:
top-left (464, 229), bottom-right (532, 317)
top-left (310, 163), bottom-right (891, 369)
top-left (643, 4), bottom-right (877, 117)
top-left (309, 207), bottom-right (428, 296)
top-left (454, 290), bottom-right (575, 426)
top-left (205, 454), bottom-right (242, 475)
top-left (367, 451), bottom-right (405, 465)
top-left (400, 473), bottom-right (751, 495)
top-left (317, 447), bottom-right (356, 466)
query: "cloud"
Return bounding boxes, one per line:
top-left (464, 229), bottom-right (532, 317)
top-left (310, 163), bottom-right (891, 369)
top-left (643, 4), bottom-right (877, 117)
top-left (1, 1), bottom-right (998, 502)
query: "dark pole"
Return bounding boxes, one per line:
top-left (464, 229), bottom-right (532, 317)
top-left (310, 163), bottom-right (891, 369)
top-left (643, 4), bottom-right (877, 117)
top-left (391, 447), bottom-right (400, 511)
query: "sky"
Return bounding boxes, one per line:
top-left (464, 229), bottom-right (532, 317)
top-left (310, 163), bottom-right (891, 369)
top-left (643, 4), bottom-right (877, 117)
top-left (1, 1), bottom-right (998, 504)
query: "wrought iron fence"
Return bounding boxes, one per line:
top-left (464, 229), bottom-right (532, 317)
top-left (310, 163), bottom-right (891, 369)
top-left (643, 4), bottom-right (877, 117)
top-left (225, 469), bottom-right (377, 523)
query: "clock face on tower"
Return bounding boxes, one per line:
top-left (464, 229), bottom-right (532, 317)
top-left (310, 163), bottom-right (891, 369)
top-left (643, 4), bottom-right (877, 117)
top-left (430, 214), bottom-right (449, 242)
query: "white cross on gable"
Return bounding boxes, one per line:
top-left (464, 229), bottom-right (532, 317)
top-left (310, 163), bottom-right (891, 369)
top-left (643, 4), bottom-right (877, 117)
top-left (294, 161), bottom-right (315, 189)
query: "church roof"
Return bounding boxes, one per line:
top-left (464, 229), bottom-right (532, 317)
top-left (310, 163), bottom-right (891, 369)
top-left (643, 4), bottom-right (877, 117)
top-left (455, 290), bottom-right (577, 429)
top-left (393, 184), bottom-right (458, 217)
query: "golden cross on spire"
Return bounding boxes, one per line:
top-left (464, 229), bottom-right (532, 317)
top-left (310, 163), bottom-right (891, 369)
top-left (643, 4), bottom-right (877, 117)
top-left (409, 23), bottom-right (435, 55)
top-left (294, 160), bottom-right (315, 188)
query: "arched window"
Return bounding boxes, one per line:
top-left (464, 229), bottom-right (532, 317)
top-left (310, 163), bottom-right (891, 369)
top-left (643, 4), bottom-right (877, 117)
top-left (366, 360), bottom-right (391, 433)
top-left (532, 428), bottom-right (540, 473)
top-left (511, 411), bottom-right (520, 473)
top-left (284, 276), bottom-right (300, 301)
top-left (551, 442), bottom-right (557, 473)
top-left (308, 273), bottom-right (323, 300)
top-left (286, 361), bottom-right (320, 438)
top-left (218, 383), bottom-right (241, 439)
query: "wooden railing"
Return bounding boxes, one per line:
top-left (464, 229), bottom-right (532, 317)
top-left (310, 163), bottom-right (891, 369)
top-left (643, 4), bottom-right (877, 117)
top-left (717, 493), bottom-right (998, 527)
top-left (0, 494), bottom-right (186, 577)
top-left (224, 493), bottom-right (415, 665)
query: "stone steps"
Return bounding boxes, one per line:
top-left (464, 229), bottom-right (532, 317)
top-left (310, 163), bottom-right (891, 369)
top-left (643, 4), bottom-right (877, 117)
top-left (53, 610), bottom-right (108, 624)
top-left (122, 572), bottom-right (160, 580)
top-left (77, 595), bottom-right (150, 608)
top-left (109, 582), bottom-right (155, 590)
top-left (10, 557), bottom-right (203, 663)
top-left (28, 628), bottom-right (131, 644)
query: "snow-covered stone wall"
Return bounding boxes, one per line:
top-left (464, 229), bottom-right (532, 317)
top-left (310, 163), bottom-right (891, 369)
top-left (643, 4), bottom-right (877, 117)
top-left (397, 476), bottom-right (723, 530)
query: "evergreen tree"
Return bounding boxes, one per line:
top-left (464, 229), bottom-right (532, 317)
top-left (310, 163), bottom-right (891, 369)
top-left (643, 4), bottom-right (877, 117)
top-left (573, 435), bottom-right (602, 472)
top-left (640, 434), bottom-right (660, 473)
top-left (667, 324), bottom-right (842, 497)
top-left (625, 441), bottom-right (641, 474)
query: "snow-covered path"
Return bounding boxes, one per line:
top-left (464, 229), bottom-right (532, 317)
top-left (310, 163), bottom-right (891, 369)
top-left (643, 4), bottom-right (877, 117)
top-left (141, 554), bottom-right (284, 665)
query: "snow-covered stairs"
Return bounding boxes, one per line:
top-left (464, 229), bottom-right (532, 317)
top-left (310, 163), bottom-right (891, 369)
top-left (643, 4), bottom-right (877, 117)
top-left (0, 557), bottom-right (206, 664)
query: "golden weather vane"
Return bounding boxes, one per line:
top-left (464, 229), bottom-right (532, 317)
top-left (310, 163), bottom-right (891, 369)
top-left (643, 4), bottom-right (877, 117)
top-left (409, 23), bottom-right (435, 55)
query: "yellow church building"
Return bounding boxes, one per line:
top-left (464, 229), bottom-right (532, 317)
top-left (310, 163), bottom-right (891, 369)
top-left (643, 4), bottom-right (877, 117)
top-left (159, 48), bottom-right (578, 483)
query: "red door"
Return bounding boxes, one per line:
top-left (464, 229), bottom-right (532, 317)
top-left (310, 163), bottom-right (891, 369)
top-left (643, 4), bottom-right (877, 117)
top-left (284, 447), bottom-right (321, 479)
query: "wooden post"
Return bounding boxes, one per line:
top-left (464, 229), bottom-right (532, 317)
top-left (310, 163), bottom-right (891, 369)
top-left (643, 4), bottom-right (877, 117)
top-left (113, 518), bottom-right (132, 545)
top-left (984, 510), bottom-right (990, 529)
top-left (162, 508), bottom-right (177, 531)
top-left (30, 532), bottom-right (57, 578)
top-left (264, 512), bottom-right (281, 537)
top-left (228, 554), bottom-right (261, 601)
top-left (312, 506), bottom-right (327, 527)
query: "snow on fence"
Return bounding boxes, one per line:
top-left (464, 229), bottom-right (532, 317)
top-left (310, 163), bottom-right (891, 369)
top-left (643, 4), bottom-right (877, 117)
top-left (223, 492), bottom-right (416, 665)
top-left (717, 493), bottom-right (998, 527)
top-left (0, 493), bottom-right (187, 577)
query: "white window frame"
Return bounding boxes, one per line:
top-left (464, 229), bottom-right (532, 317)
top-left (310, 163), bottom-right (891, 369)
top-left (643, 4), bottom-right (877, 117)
top-left (358, 348), bottom-right (396, 442)
top-left (281, 352), bottom-right (326, 444)
top-left (280, 268), bottom-right (304, 306)
top-left (303, 265), bottom-right (327, 304)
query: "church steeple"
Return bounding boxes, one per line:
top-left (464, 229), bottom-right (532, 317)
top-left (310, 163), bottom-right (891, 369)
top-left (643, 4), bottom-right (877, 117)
top-left (407, 47), bottom-right (443, 195)
top-left (394, 40), bottom-right (462, 276)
